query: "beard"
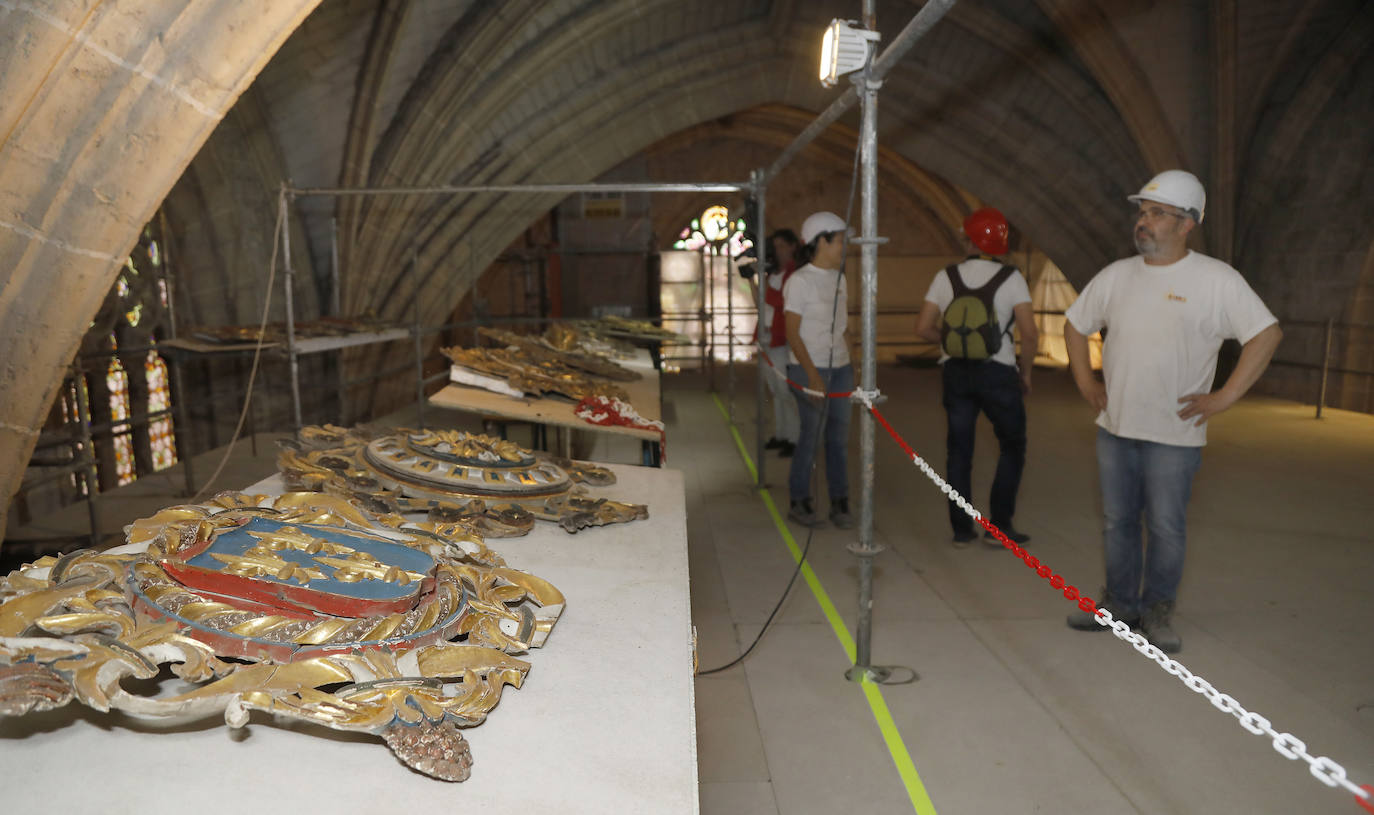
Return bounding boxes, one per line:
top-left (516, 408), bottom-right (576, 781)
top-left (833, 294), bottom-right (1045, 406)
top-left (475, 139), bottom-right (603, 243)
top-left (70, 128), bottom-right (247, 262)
top-left (1133, 227), bottom-right (1158, 256)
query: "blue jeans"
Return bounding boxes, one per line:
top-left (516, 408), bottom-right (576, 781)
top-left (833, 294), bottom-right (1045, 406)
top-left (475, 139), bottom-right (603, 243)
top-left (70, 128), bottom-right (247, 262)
top-left (942, 360), bottom-right (1026, 535)
top-left (787, 364), bottom-right (854, 503)
top-left (1096, 427), bottom-right (1202, 615)
top-left (765, 345), bottom-right (800, 442)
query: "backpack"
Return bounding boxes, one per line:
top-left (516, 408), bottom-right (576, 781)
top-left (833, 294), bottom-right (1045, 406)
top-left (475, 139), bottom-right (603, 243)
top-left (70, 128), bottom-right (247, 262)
top-left (940, 262), bottom-right (1017, 360)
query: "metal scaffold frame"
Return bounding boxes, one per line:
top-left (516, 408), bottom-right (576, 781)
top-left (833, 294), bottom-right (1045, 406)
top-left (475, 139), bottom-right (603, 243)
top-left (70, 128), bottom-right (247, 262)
top-left (275, 181), bottom-right (752, 436)
top-left (267, 0), bottom-right (960, 684)
top-left (752, 0), bottom-right (958, 683)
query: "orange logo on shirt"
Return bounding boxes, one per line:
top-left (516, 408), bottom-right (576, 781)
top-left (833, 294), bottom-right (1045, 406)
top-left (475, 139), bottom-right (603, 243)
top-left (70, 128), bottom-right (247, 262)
top-left (1167, 292), bottom-right (1187, 303)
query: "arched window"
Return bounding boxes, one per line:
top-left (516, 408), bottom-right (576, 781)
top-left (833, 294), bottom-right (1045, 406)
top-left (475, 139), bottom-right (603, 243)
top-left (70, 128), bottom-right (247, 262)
top-left (662, 206), bottom-right (757, 368)
top-left (106, 348), bottom-right (135, 486)
top-left (145, 351), bottom-right (177, 470)
top-left (672, 204), bottom-right (754, 257)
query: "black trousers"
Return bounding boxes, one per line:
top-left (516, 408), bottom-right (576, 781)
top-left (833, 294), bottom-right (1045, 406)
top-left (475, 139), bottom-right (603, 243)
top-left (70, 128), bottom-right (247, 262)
top-left (942, 359), bottom-right (1027, 534)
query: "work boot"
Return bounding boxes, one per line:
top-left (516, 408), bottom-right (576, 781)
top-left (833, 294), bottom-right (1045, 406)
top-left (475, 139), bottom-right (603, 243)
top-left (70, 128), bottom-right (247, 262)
top-left (778, 440), bottom-right (796, 458)
top-left (829, 498), bottom-right (855, 529)
top-left (951, 529), bottom-right (977, 549)
top-left (788, 498), bottom-right (825, 528)
top-left (1067, 588), bottom-right (1139, 631)
top-left (765, 437), bottom-right (783, 450)
top-left (984, 523), bottom-right (1031, 547)
top-left (1141, 600), bottom-right (1182, 654)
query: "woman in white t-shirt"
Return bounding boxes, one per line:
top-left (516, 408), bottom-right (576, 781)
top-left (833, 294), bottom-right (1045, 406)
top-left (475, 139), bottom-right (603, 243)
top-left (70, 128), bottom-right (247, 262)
top-left (782, 211), bottom-right (855, 529)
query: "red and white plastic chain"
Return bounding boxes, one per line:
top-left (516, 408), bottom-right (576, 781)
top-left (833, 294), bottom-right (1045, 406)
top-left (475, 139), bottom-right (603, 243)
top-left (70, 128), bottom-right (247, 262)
top-left (752, 342), bottom-right (1370, 806)
top-left (756, 341), bottom-right (855, 399)
top-left (863, 403), bottom-right (1372, 810)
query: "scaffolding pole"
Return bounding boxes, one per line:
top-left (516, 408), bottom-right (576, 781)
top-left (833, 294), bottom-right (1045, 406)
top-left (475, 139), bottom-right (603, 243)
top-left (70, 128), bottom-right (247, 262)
top-left (282, 185), bottom-right (304, 432)
top-left (760, 0), bottom-right (962, 684)
top-left (753, 170), bottom-right (769, 485)
top-left (290, 182), bottom-right (747, 197)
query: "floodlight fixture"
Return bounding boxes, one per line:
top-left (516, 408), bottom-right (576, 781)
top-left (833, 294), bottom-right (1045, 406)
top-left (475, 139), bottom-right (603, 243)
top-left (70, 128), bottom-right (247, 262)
top-left (819, 19), bottom-right (880, 87)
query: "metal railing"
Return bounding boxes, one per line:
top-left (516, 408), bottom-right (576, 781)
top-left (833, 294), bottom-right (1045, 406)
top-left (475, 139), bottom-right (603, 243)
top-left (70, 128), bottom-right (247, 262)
top-left (1270, 318), bottom-right (1374, 418)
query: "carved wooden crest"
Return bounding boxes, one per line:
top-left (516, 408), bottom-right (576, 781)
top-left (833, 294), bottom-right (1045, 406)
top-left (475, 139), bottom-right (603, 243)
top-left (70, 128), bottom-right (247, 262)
top-left (0, 492), bottom-right (564, 782)
top-left (278, 425), bottom-right (649, 534)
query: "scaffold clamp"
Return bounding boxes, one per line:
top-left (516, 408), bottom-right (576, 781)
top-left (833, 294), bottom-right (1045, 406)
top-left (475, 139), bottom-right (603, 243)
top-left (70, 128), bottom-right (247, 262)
top-left (849, 388), bottom-right (884, 409)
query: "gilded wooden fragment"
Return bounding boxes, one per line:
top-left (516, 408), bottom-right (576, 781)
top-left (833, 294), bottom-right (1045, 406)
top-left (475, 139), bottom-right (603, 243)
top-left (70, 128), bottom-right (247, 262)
top-left (0, 492), bottom-right (563, 781)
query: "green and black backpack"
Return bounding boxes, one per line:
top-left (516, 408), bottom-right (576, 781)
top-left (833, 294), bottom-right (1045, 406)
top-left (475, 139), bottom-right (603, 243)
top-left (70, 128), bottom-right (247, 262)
top-left (940, 262), bottom-right (1016, 360)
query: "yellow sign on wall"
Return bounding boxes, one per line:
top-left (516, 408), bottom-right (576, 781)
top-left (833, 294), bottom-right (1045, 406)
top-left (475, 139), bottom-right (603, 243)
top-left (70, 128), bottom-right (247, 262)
top-left (582, 194), bottom-right (624, 219)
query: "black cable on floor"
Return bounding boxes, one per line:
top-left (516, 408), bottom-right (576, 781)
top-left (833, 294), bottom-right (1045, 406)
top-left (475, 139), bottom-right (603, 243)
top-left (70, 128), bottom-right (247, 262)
top-left (699, 135), bottom-right (863, 675)
top-left (697, 525), bottom-right (817, 675)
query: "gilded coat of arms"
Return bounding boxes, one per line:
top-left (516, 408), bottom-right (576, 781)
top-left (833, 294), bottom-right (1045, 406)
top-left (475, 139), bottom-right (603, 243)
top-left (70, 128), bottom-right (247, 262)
top-left (0, 492), bottom-right (564, 781)
top-left (278, 425), bottom-right (649, 534)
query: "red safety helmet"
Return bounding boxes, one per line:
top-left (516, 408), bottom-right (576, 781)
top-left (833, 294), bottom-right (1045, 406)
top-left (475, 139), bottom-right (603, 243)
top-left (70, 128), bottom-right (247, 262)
top-left (963, 207), bottom-right (1009, 256)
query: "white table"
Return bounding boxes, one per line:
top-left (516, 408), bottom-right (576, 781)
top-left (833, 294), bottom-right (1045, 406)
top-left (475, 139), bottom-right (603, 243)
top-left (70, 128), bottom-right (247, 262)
top-left (0, 464), bottom-right (696, 814)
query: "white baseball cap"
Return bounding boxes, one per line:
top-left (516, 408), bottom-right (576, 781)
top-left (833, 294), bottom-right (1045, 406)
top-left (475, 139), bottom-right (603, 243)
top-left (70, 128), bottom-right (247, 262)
top-left (800, 211), bottom-right (850, 245)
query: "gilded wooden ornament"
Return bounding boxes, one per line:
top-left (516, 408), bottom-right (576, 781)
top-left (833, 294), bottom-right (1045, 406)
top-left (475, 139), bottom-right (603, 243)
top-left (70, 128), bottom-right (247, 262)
top-left (0, 492), bottom-right (564, 782)
top-left (442, 345), bottom-right (631, 402)
top-left (278, 425), bottom-right (649, 534)
top-left (476, 326), bottom-right (641, 382)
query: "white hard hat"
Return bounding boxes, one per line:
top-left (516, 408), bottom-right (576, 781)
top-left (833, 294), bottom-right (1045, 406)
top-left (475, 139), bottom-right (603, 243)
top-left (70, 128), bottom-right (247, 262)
top-left (800, 211), bottom-right (850, 245)
top-left (1128, 170), bottom-right (1206, 223)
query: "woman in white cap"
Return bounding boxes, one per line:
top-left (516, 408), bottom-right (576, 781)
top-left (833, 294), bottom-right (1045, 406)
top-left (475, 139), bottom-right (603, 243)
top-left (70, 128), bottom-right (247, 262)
top-left (782, 211), bottom-right (855, 529)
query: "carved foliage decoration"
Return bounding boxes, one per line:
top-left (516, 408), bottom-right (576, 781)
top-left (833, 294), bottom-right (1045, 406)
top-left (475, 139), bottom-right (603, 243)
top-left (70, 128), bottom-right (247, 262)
top-left (278, 425), bottom-right (648, 534)
top-left (0, 492), bottom-right (565, 782)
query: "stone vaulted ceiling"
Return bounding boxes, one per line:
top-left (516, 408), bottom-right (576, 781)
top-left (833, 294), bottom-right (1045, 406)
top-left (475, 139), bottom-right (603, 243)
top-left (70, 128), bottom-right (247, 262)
top-left (1, 0), bottom-right (1372, 544)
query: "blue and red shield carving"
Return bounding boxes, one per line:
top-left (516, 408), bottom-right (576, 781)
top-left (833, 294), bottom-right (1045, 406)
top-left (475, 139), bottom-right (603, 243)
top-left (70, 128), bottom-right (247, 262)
top-left (159, 517), bottom-right (437, 618)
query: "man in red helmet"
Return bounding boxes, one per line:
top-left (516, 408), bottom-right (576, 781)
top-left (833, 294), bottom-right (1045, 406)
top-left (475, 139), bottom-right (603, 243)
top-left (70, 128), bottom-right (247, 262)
top-left (916, 207), bottom-right (1039, 548)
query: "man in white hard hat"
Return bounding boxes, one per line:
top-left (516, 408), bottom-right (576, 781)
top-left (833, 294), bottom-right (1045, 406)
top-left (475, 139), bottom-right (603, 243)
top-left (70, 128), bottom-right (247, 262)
top-left (783, 210), bottom-right (855, 529)
top-left (1063, 170), bottom-right (1282, 653)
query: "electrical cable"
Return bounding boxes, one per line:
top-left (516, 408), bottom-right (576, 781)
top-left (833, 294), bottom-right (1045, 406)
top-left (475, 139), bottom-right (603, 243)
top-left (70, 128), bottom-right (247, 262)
top-left (699, 137), bottom-right (863, 675)
top-left (188, 198), bottom-right (285, 501)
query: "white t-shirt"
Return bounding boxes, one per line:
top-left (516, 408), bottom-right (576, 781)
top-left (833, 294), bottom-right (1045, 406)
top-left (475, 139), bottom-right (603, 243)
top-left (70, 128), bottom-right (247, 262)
top-left (783, 263), bottom-right (850, 368)
top-left (924, 257), bottom-right (1032, 368)
top-left (1064, 250), bottom-right (1277, 447)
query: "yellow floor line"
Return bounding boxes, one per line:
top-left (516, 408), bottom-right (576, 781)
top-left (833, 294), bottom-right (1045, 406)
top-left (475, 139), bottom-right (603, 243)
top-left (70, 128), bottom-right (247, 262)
top-left (711, 393), bottom-right (938, 815)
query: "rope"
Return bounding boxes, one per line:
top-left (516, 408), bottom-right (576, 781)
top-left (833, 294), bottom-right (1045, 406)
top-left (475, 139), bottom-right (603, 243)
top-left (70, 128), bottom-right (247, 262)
top-left (189, 199), bottom-right (284, 500)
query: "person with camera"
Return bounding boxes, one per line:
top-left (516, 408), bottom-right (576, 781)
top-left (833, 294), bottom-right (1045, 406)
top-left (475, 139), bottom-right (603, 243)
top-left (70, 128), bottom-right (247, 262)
top-left (783, 211), bottom-right (856, 529)
top-left (915, 207), bottom-right (1038, 549)
top-left (746, 229), bottom-right (801, 456)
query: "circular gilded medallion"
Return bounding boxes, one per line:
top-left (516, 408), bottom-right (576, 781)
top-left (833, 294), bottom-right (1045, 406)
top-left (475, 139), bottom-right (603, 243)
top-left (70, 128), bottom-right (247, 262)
top-left (363, 430), bottom-right (571, 500)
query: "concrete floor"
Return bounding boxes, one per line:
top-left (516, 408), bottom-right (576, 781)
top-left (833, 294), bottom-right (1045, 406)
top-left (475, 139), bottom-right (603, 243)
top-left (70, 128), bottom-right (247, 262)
top-left (683, 364), bottom-right (1374, 815)
top-left (6, 366), bottom-right (1373, 813)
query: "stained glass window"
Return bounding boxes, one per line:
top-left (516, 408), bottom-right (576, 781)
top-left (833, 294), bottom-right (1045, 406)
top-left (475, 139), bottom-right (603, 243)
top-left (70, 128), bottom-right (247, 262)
top-left (106, 353), bottom-right (135, 486)
top-left (672, 206), bottom-right (753, 258)
top-left (145, 351), bottom-right (177, 470)
top-left (664, 207), bottom-right (758, 366)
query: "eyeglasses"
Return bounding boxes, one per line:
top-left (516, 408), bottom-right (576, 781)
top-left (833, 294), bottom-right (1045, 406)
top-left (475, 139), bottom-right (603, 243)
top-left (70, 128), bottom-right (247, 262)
top-left (1135, 206), bottom-right (1186, 222)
